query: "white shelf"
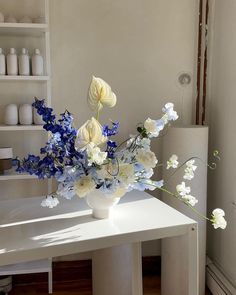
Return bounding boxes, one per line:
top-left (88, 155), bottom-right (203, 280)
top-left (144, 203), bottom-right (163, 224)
top-left (0, 125), bottom-right (44, 131)
top-left (0, 75), bottom-right (49, 81)
top-left (0, 23), bottom-right (48, 36)
top-left (0, 259), bottom-right (51, 276)
top-left (0, 170), bottom-right (38, 181)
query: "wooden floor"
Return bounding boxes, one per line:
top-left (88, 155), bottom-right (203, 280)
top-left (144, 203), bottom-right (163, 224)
top-left (10, 276), bottom-right (212, 295)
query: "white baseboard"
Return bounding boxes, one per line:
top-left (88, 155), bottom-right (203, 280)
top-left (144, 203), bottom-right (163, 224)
top-left (206, 257), bottom-right (236, 295)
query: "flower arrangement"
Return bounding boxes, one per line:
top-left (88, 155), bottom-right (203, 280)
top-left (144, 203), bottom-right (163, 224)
top-left (13, 77), bottom-right (226, 229)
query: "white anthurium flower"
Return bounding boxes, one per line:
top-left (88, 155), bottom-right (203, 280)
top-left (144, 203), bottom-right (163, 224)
top-left (136, 149), bottom-right (158, 170)
top-left (144, 118), bottom-right (160, 137)
top-left (176, 181), bottom-right (191, 196)
top-left (182, 195), bottom-right (198, 207)
top-left (41, 196), bottom-right (59, 208)
top-left (75, 117), bottom-right (107, 149)
top-left (118, 164), bottom-right (135, 187)
top-left (74, 175), bottom-right (96, 198)
top-left (86, 142), bottom-right (107, 166)
top-left (167, 154), bottom-right (179, 169)
top-left (88, 76), bottom-right (117, 111)
top-left (211, 209), bottom-right (227, 229)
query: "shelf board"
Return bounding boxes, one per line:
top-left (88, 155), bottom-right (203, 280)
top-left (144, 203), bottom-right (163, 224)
top-left (0, 259), bottom-right (51, 275)
top-left (0, 23), bottom-right (48, 36)
top-left (0, 170), bottom-right (38, 181)
top-left (0, 125), bottom-right (44, 131)
top-left (0, 75), bottom-right (49, 82)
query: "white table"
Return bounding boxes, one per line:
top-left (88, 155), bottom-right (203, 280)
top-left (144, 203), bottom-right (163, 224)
top-left (0, 191), bottom-right (198, 295)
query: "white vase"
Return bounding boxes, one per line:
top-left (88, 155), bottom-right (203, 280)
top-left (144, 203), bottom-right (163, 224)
top-left (19, 16), bottom-right (32, 23)
top-left (5, 15), bottom-right (17, 23)
top-left (0, 48), bottom-right (6, 75)
top-left (4, 104), bottom-right (18, 125)
top-left (19, 48), bottom-right (30, 76)
top-left (86, 190), bottom-right (120, 219)
top-left (33, 108), bottom-right (44, 125)
top-left (7, 48), bottom-right (18, 75)
top-left (0, 12), bottom-right (4, 22)
top-left (19, 104), bottom-right (33, 125)
top-left (32, 49), bottom-right (44, 76)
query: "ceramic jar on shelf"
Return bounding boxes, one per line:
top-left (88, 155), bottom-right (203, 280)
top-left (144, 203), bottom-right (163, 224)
top-left (7, 48), bottom-right (18, 75)
top-left (0, 48), bottom-right (6, 75)
top-left (19, 104), bottom-right (33, 125)
top-left (4, 104), bottom-right (18, 125)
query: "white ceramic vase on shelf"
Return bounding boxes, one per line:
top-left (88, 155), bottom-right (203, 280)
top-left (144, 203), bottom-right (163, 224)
top-left (32, 49), bottom-right (44, 76)
top-left (86, 190), bottom-right (121, 219)
top-left (0, 12), bottom-right (4, 22)
top-left (0, 48), bottom-right (6, 75)
top-left (4, 104), bottom-right (18, 125)
top-left (5, 15), bottom-right (17, 23)
top-left (19, 104), bottom-right (33, 125)
top-left (33, 108), bottom-right (44, 125)
top-left (7, 48), bottom-right (18, 75)
top-left (19, 48), bottom-right (30, 76)
top-left (19, 16), bottom-right (32, 23)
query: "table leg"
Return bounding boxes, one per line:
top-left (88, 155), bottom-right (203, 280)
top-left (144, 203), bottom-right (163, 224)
top-left (92, 242), bottom-right (143, 295)
top-left (161, 224), bottom-right (199, 295)
top-left (188, 224), bottom-right (199, 295)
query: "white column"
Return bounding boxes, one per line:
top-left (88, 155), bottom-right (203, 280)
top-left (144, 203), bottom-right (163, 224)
top-left (92, 243), bottom-right (143, 295)
top-left (161, 126), bottom-right (208, 295)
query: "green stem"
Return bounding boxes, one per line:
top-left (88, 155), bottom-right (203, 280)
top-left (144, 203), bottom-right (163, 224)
top-left (140, 181), bottom-right (210, 221)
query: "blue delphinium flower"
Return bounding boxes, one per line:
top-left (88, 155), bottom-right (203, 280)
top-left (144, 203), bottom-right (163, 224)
top-left (13, 98), bottom-right (81, 179)
top-left (102, 121), bottom-right (119, 159)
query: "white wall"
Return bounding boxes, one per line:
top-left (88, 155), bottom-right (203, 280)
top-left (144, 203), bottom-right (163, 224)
top-left (207, 0), bottom-right (236, 286)
top-left (49, 0), bottom-right (198, 259)
top-left (0, 0), bottom-right (198, 260)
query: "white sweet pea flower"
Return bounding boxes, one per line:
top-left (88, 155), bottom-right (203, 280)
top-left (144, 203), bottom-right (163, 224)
top-left (144, 118), bottom-right (160, 137)
top-left (86, 142), bottom-right (107, 166)
top-left (162, 102), bottom-right (179, 121)
top-left (74, 175), bottom-right (96, 198)
top-left (88, 76), bottom-right (117, 111)
top-left (75, 117), bottom-right (107, 149)
top-left (182, 195), bottom-right (198, 206)
top-left (186, 160), bottom-right (197, 171)
top-left (136, 149), bottom-right (158, 170)
top-left (183, 169), bottom-right (195, 180)
top-left (167, 154), bottom-right (179, 169)
top-left (176, 181), bottom-right (191, 196)
top-left (183, 160), bottom-right (197, 180)
top-left (41, 196), bottom-right (59, 208)
top-left (211, 209), bottom-right (227, 229)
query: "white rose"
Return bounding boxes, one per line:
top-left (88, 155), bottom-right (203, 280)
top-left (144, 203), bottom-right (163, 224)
top-left (118, 164), bottom-right (135, 186)
top-left (88, 76), bottom-right (117, 111)
top-left (144, 118), bottom-right (160, 137)
top-left (75, 117), bottom-right (107, 149)
top-left (74, 175), bottom-right (96, 198)
top-left (212, 208), bottom-right (227, 229)
top-left (86, 142), bottom-right (107, 166)
top-left (136, 149), bottom-right (158, 170)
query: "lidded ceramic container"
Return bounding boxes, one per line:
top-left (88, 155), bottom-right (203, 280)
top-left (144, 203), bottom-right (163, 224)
top-left (19, 104), bottom-right (33, 125)
top-left (4, 104), bottom-right (18, 125)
